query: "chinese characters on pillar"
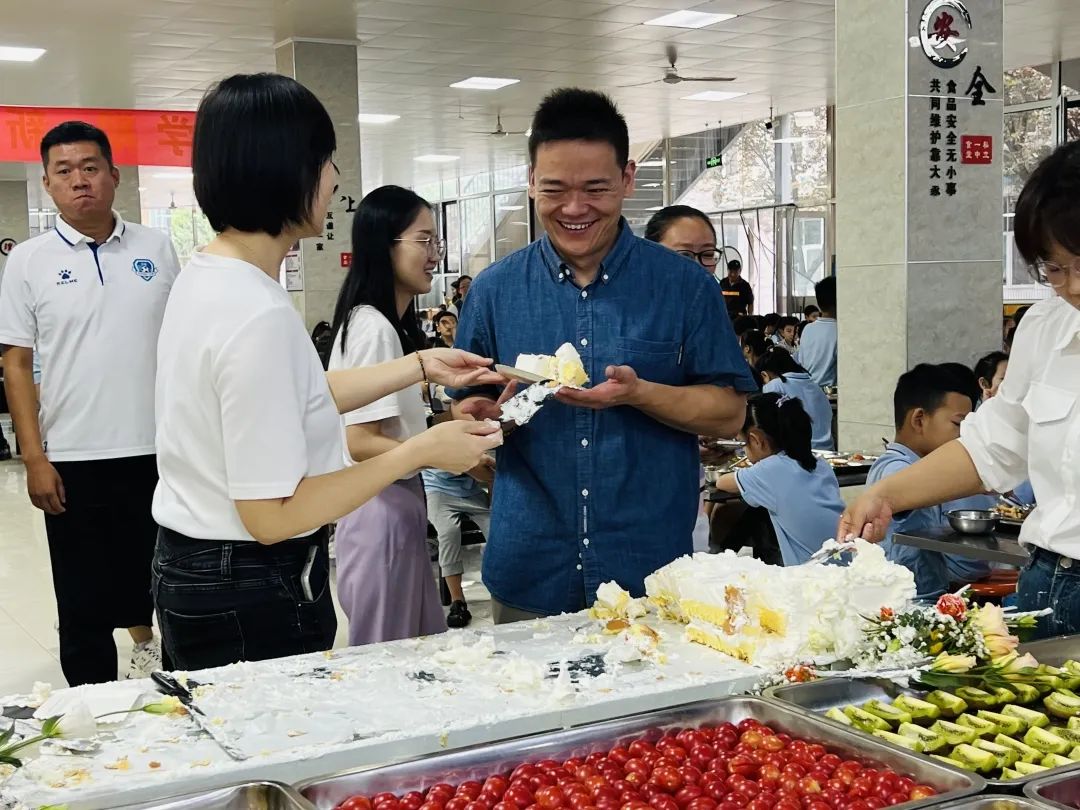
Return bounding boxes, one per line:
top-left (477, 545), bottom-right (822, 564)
top-left (926, 63), bottom-right (997, 199)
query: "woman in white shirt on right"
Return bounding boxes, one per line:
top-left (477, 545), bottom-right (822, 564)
top-left (843, 141), bottom-right (1080, 638)
top-left (152, 73), bottom-right (503, 671)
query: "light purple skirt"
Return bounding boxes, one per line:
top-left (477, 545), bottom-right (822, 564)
top-left (334, 476), bottom-right (447, 646)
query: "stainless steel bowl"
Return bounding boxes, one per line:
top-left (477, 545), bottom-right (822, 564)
top-left (704, 466), bottom-right (721, 484)
top-left (947, 509), bottom-right (998, 535)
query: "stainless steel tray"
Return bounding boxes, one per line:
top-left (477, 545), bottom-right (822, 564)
top-left (115, 781), bottom-right (314, 809)
top-left (766, 670), bottom-right (1080, 790)
top-left (1025, 767), bottom-right (1080, 810)
top-left (296, 696), bottom-right (984, 810)
top-left (1021, 636), bottom-right (1080, 666)
top-left (930, 796), bottom-right (1055, 810)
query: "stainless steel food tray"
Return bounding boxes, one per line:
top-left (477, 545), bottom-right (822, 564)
top-left (1025, 767), bottom-right (1080, 810)
top-left (296, 696), bottom-right (984, 810)
top-left (929, 796), bottom-right (1054, 810)
top-left (1021, 636), bottom-right (1080, 666)
top-left (115, 781), bottom-right (314, 809)
top-left (766, 672), bottom-right (1080, 790)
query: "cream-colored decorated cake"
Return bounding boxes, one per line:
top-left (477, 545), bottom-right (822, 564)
top-left (515, 343), bottom-right (589, 388)
top-left (643, 541), bottom-right (915, 668)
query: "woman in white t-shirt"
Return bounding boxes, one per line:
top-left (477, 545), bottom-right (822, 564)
top-left (328, 185), bottom-right (457, 644)
top-left (152, 74), bottom-right (503, 671)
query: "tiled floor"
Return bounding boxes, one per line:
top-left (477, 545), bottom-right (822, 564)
top-left (0, 458), bottom-right (491, 696)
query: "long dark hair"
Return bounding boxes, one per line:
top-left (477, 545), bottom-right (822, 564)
top-left (740, 329), bottom-right (770, 360)
top-left (744, 392), bottom-right (816, 473)
top-left (331, 185), bottom-right (430, 355)
top-left (755, 345), bottom-right (808, 383)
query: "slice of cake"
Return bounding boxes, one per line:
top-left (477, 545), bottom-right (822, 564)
top-left (644, 540), bottom-right (916, 668)
top-left (515, 343), bottom-right (589, 388)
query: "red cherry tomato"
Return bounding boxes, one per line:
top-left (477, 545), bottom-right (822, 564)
top-left (703, 783), bottom-right (728, 802)
top-left (630, 741), bottom-right (655, 759)
top-left (419, 802), bottom-right (445, 810)
top-left (674, 787), bottom-right (704, 808)
top-left (908, 786), bottom-right (935, 801)
top-left (650, 797), bottom-right (680, 810)
top-left (680, 766), bottom-right (703, 786)
top-left (403, 793), bottom-right (425, 810)
top-left (536, 788), bottom-right (566, 809)
top-left (374, 794), bottom-right (399, 807)
top-left (687, 799), bottom-right (719, 810)
top-left (727, 756), bottom-right (757, 778)
top-left (342, 798), bottom-right (374, 810)
top-left (798, 777), bottom-right (821, 796)
top-left (459, 784), bottom-right (484, 801)
top-left (506, 788), bottom-right (535, 809)
top-left (653, 767), bottom-right (685, 794)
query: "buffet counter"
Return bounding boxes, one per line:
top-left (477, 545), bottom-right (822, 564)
top-left (0, 612), bottom-right (762, 810)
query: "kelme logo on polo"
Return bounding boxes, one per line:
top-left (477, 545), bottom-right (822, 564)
top-left (56, 269), bottom-right (77, 286)
top-left (132, 258), bottom-right (158, 281)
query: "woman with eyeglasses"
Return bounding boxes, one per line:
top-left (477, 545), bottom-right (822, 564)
top-left (842, 140), bottom-right (1080, 638)
top-left (328, 185), bottom-right (463, 645)
top-left (153, 79), bottom-right (502, 671)
top-left (644, 205), bottom-right (722, 272)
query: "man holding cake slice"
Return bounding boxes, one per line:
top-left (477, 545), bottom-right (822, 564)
top-left (448, 88), bottom-right (757, 624)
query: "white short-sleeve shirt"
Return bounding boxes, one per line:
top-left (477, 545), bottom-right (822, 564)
top-left (0, 214), bottom-right (180, 460)
top-left (152, 252), bottom-right (346, 541)
top-left (327, 305), bottom-right (428, 441)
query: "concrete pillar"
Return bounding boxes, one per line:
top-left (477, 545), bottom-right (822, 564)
top-left (0, 181), bottom-right (29, 275)
top-left (275, 40), bottom-right (362, 330)
top-left (113, 166), bottom-right (142, 224)
top-left (835, 0), bottom-right (1004, 451)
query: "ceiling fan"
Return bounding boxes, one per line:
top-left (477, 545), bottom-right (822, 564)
top-left (621, 44), bottom-right (735, 88)
top-left (471, 112), bottom-right (529, 138)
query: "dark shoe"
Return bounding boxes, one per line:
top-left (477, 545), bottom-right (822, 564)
top-left (0, 446), bottom-right (10, 462)
top-left (447, 600), bottom-right (472, 628)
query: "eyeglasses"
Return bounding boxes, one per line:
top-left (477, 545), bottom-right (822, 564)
top-left (1032, 257), bottom-right (1080, 288)
top-left (676, 249), bottom-right (722, 268)
top-left (394, 236), bottom-right (447, 259)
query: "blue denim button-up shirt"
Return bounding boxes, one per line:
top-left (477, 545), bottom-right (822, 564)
top-left (447, 221), bottom-right (756, 615)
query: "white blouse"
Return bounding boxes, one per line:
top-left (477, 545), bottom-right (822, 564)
top-left (959, 296), bottom-right (1080, 559)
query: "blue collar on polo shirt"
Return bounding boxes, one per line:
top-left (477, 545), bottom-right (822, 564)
top-left (54, 212), bottom-right (126, 247)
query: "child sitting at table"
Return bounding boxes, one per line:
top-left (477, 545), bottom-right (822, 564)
top-left (756, 346), bottom-right (834, 451)
top-left (714, 392), bottom-right (844, 566)
top-left (867, 363), bottom-right (994, 599)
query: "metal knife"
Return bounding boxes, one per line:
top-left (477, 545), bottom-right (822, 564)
top-left (151, 671), bottom-right (247, 761)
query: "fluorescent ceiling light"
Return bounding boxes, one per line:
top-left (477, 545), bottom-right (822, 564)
top-left (643, 10), bottom-right (737, 29)
top-left (0, 46), bottom-right (45, 62)
top-left (414, 154), bottom-right (460, 163)
top-left (450, 76), bottom-right (519, 90)
top-left (152, 171), bottom-right (192, 179)
top-left (682, 91), bottom-right (747, 102)
top-left (357, 113), bottom-right (400, 124)
top-left (641, 182), bottom-right (662, 188)
top-left (497, 205), bottom-right (524, 211)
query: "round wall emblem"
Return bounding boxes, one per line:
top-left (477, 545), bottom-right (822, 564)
top-left (919, 0), bottom-right (972, 69)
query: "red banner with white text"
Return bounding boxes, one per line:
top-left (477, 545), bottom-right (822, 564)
top-left (0, 106), bottom-right (195, 167)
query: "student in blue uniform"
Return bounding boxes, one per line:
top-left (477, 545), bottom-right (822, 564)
top-left (714, 392), bottom-right (844, 565)
top-left (756, 346), bottom-right (834, 451)
top-left (867, 363), bottom-right (993, 599)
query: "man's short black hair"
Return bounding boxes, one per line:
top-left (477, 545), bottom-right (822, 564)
top-left (814, 274), bottom-right (836, 313)
top-left (1015, 140), bottom-right (1080, 268)
top-left (40, 121), bottom-right (114, 169)
top-left (732, 316), bottom-right (758, 337)
top-left (777, 315), bottom-right (799, 331)
top-left (762, 313), bottom-right (781, 328)
top-left (433, 309), bottom-right (457, 328)
top-left (528, 88), bottom-right (629, 168)
top-left (193, 73), bottom-right (336, 237)
top-left (727, 260), bottom-right (742, 273)
top-left (803, 304), bottom-right (820, 318)
top-left (893, 363), bottom-right (979, 429)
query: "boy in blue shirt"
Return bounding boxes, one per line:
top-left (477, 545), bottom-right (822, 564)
top-left (796, 275), bottom-right (837, 387)
top-left (867, 363), bottom-right (993, 599)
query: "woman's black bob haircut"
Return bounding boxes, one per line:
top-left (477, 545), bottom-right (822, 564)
top-left (1015, 140), bottom-right (1080, 271)
top-left (194, 73), bottom-right (336, 237)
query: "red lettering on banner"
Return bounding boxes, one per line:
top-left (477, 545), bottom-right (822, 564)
top-left (156, 113), bottom-right (194, 158)
top-left (0, 106), bottom-right (195, 166)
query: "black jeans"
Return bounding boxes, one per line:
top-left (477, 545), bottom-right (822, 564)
top-left (152, 527), bottom-right (337, 671)
top-left (44, 456), bottom-right (158, 686)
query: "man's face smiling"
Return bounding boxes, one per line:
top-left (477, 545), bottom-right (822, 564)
top-left (530, 139), bottom-right (635, 273)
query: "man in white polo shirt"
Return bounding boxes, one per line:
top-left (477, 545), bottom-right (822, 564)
top-left (0, 122), bottom-right (180, 686)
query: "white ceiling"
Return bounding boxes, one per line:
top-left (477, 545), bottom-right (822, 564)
top-left (2, 0), bottom-right (1080, 189)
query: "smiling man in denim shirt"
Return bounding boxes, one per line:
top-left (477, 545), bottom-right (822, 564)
top-left (448, 89), bottom-right (756, 623)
